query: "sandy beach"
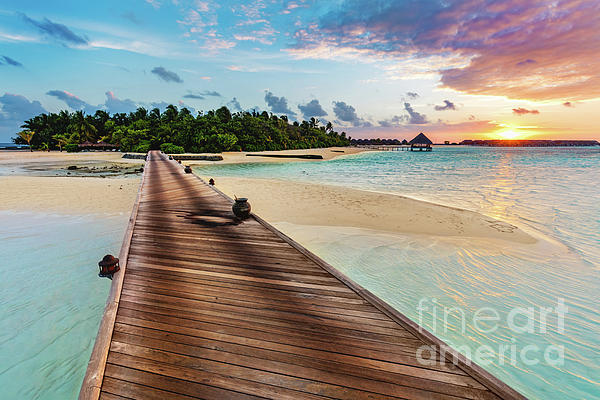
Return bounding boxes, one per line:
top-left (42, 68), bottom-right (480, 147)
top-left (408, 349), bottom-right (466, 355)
top-left (0, 150), bottom-right (144, 166)
top-left (0, 176), bottom-right (140, 214)
top-left (206, 176), bottom-right (537, 245)
top-left (0, 148), bottom-right (367, 215)
top-left (0, 151), bottom-right (144, 214)
top-left (1, 148), bottom-right (535, 244)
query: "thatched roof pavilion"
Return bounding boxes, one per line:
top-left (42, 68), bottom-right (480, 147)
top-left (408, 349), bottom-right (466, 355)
top-left (78, 141), bottom-right (119, 151)
top-left (409, 132), bottom-right (433, 151)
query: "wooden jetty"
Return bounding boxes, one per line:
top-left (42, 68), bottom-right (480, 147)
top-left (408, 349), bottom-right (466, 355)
top-left (80, 150), bottom-right (525, 400)
top-left (357, 145), bottom-right (411, 151)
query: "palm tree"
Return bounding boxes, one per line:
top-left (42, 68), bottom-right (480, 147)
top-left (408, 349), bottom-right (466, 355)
top-left (133, 107), bottom-right (148, 121)
top-left (17, 130), bottom-right (35, 151)
top-left (71, 111), bottom-right (97, 142)
top-left (163, 105), bottom-right (178, 123)
top-left (52, 134), bottom-right (70, 152)
top-left (149, 108), bottom-right (161, 121)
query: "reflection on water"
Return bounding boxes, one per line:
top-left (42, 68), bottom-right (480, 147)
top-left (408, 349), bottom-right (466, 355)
top-left (0, 211), bottom-right (126, 399)
top-left (198, 147), bottom-right (600, 400)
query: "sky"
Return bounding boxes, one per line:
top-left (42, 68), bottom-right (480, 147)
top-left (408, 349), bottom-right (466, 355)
top-left (1, 0), bottom-right (599, 142)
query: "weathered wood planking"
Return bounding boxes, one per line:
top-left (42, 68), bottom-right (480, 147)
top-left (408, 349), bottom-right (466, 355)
top-left (81, 151), bottom-right (526, 400)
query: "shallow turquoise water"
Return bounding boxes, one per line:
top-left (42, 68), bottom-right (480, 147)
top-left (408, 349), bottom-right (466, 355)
top-left (0, 211), bottom-right (127, 399)
top-left (197, 147), bottom-right (600, 399)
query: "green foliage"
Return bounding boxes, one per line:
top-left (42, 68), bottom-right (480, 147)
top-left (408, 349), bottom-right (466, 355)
top-left (13, 104), bottom-right (350, 152)
top-left (65, 144), bottom-right (79, 152)
top-left (133, 141), bottom-right (151, 154)
top-left (160, 143), bottom-right (185, 154)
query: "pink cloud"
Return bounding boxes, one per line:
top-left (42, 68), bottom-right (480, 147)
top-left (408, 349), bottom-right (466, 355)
top-left (291, 0), bottom-right (600, 101)
top-left (513, 107), bottom-right (540, 115)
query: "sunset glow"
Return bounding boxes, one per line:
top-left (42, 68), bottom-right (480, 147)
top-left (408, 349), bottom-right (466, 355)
top-left (497, 130), bottom-right (522, 140)
top-left (0, 0), bottom-right (599, 142)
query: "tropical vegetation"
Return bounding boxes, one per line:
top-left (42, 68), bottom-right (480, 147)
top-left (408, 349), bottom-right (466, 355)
top-left (13, 105), bottom-right (350, 153)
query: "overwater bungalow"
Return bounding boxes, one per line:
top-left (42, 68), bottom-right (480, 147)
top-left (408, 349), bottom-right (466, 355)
top-left (409, 132), bottom-right (433, 151)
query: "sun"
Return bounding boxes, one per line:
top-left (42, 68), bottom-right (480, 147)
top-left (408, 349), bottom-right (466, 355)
top-left (498, 130), bottom-right (521, 139)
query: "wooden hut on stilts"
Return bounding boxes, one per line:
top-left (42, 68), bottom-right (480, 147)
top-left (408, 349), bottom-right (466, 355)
top-left (409, 132), bottom-right (433, 151)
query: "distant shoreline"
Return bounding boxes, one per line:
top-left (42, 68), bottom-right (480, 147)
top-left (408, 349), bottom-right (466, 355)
top-left (459, 139), bottom-right (599, 147)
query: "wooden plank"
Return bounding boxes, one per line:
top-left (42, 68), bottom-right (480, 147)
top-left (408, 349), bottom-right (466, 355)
top-left (121, 280), bottom-right (389, 319)
top-left (102, 376), bottom-right (198, 400)
top-left (104, 364), bottom-right (263, 400)
top-left (78, 156), bottom-right (147, 400)
top-left (126, 254), bottom-right (341, 283)
top-left (117, 291), bottom-right (402, 330)
top-left (110, 328), bottom-right (494, 398)
top-left (108, 344), bottom-right (443, 400)
top-left (117, 300), bottom-right (412, 346)
top-left (80, 151), bottom-right (525, 400)
top-left (114, 312), bottom-right (462, 374)
top-left (112, 322), bottom-right (457, 377)
top-left (123, 270), bottom-right (372, 307)
top-left (107, 354), bottom-right (330, 400)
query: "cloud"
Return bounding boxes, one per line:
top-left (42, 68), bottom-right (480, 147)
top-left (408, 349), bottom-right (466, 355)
top-left (332, 101), bottom-right (371, 127)
top-left (104, 91), bottom-right (137, 114)
top-left (291, 0), bottom-right (600, 101)
top-left (332, 101), bottom-right (358, 123)
top-left (406, 92), bottom-right (419, 99)
top-left (226, 65), bottom-right (261, 72)
top-left (1, 56), bottom-right (23, 67)
top-left (146, 0), bottom-right (161, 9)
top-left (233, 22), bottom-right (278, 45)
top-left (297, 99), bottom-right (327, 119)
top-left (513, 107), bottom-right (540, 115)
top-left (200, 90), bottom-right (221, 97)
top-left (516, 59), bottom-right (536, 66)
top-left (264, 91), bottom-right (296, 116)
top-left (378, 115), bottom-right (406, 127)
top-left (149, 101), bottom-right (170, 111)
top-left (202, 37), bottom-right (236, 52)
top-left (151, 66), bottom-right (183, 83)
top-left (22, 14), bottom-right (88, 45)
top-left (348, 120), bottom-right (503, 143)
top-left (177, 4), bottom-right (237, 53)
top-left (404, 103), bottom-right (428, 124)
top-left (0, 93), bottom-right (47, 141)
top-left (563, 101), bottom-right (574, 107)
top-left (434, 100), bottom-right (457, 111)
top-left (182, 90), bottom-right (221, 100)
top-left (46, 90), bottom-right (96, 113)
top-left (0, 32), bottom-right (38, 43)
top-left (227, 97), bottom-right (242, 111)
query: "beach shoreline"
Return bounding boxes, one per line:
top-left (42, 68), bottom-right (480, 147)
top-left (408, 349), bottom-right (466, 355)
top-left (184, 146), bottom-right (371, 164)
top-left (0, 147), bottom-right (365, 215)
top-left (202, 176), bottom-right (537, 245)
top-left (1, 148), bottom-right (536, 245)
